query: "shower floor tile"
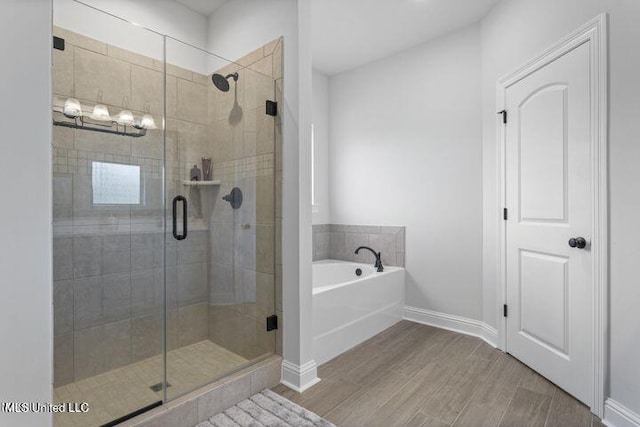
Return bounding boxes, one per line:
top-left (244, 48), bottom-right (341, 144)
top-left (53, 340), bottom-right (248, 427)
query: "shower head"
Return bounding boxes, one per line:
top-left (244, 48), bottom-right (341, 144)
top-left (211, 72), bottom-right (239, 92)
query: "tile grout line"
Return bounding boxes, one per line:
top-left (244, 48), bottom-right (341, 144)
top-left (450, 348), bottom-right (502, 427)
top-left (541, 386), bottom-right (559, 427)
top-left (495, 382), bottom-right (519, 427)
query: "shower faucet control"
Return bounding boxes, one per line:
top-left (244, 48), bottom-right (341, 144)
top-left (222, 187), bottom-right (243, 209)
top-left (355, 246), bottom-right (384, 272)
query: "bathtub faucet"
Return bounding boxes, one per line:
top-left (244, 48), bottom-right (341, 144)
top-left (355, 246), bottom-right (384, 272)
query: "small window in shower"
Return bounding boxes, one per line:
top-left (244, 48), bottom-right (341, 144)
top-left (92, 161), bottom-right (141, 205)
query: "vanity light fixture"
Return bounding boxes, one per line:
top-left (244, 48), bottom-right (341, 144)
top-left (136, 103), bottom-right (157, 130)
top-left (117, 109), bottom-right (135, 125)
top-left (91, 104), bottom-right (111, 121)
top-left (54, 94), bottom-right (155, 138)
top-left (139, 114), bottom-right (157, 129)
top-left (90, 90), bottom-right (111, 121)
top-left (63, 98), bottom-right (82, 118)
top-left (116, 96), bottom-right (134, 125)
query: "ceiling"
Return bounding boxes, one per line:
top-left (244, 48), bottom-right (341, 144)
top-left (175, 0), bottom-right (228, 16)
top-left (311, 0), bottom-right (500, 75)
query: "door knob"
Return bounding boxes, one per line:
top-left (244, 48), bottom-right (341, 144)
top-left (568, 237), bottom-right (587, 249)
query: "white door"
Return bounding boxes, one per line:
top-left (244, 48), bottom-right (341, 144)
top-left (505, 41), bottom-right (592, 405)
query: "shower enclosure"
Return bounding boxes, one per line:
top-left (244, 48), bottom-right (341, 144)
top-left (52, 3), bottom-right (281, 426)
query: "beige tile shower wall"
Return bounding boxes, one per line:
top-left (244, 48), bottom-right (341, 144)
top-left (52, 27), bottom-right (211, 387)
top-left (313, 224), bottom-right (406, 267)
top-left (207, 38), bottom-right (283, 359)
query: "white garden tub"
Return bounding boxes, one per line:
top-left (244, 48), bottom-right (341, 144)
top-left (313, 259), bottom-right (405, 365)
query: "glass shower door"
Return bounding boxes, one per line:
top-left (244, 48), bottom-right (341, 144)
top-left (52, 2), bottom-right (280, 424)
top-left (164, 38), bottom-right (278, 400)
top-left (52, 3), bottom-right (166, 425)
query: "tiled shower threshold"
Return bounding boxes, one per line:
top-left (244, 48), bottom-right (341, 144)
top-left (54, 340), bottom-right (248, 427)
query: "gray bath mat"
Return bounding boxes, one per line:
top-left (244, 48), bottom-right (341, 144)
top-left (196, 389), bottom-right (336, 427)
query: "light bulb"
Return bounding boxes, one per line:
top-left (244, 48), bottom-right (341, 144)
top-left (117, 109), bottom-right (134, 125)
top-left (63, 98), bottom-right (82, 118)
top-left (140, 114), bottom-right (157, 129)
top-left (91, 104), bottom-right (111, 121)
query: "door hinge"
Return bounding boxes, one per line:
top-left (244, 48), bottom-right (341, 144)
top-left (266, 100), bottom-right (278, 117)
top-left (503, 304), bottom-right (508, 317)
top-left (503, 208), bottom-right (508, 220)
top-left (497, 110), bottom-right (507, 124)
top-left (266, 314), bottom-right (278, 331)
top-left (53, 36), bottom-right (65, 51)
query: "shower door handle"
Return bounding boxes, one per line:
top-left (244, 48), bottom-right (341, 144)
top-left (172, 196), bottom-right (188, 241)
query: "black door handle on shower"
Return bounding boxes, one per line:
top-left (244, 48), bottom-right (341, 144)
top-left (172, 196), bottom-right (188, 241)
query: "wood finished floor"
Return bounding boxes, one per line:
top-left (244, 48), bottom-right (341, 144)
top-left (272, 321), bottom-right (604, 427)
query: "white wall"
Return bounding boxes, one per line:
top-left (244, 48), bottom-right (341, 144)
top-left (207, 0), bottom-right (300, 111)
top-left (56, 0), bottom-right (207, 47)
top-left (329, 25), bottom-right (483, 320)
top-left (312, 69), bottom-right (330, 224)
top-left (53, 0), bottom-right (208, 72)
top-left (481, 0), bottom-right (640, 418)
top-left (0, 1), bottom-right (52, 426)
top-left (208, 0), bottom-right (317, 389)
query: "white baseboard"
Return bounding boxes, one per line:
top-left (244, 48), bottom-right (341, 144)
top-left (280, 360), bottom-right (321, 393)
top-left (404, 306), bottom-right (498, 348)
top-left (604, 399), bottom-right (640, 427)
top-left (481, 323), bottom-right (499, 348)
